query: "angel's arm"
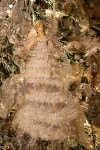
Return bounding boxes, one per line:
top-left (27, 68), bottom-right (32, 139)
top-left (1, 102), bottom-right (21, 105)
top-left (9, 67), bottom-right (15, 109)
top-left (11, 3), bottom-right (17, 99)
top-left (25, 27), bottom-right (38, 50)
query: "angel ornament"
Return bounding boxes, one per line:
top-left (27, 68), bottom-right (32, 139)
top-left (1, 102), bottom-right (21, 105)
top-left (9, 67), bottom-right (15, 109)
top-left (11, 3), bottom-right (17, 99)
top-left (0, 20), bottom-right (80, 148)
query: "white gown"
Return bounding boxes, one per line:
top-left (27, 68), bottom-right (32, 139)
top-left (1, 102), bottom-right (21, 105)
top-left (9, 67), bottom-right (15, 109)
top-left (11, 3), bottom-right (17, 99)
top-left (0, 37), bottom-right (79, 141)
top-left (12, 37), bottom-right (79, 140)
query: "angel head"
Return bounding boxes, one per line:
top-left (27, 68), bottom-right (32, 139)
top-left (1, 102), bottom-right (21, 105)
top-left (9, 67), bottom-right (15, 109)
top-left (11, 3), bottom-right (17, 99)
top-left (35, 20), bottom-right (44, 34)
